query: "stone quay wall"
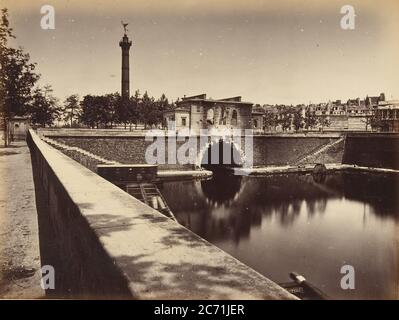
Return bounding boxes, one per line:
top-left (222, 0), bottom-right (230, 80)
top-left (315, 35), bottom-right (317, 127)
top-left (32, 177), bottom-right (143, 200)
top-left (41, 129), bottom-right (399, 171)
top-left (343, 133), bottom-right (399, 170)
top-left (39, 129), bottom-right (345, 169)
top-left (251, 135), bottom-right (343, 166)
top-left (27, 129), bottom-right (295, 299)
top-left (52, 135), bottom-right (193, 170)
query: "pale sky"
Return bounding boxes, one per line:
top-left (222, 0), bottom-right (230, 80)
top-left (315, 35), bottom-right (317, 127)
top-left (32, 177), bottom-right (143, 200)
top-left (3, 0), bottom-right (399, 104)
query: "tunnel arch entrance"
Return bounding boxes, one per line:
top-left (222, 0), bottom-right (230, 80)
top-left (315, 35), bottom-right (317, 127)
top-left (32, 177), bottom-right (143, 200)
top-left (199, 139), bottom-right (244, 171)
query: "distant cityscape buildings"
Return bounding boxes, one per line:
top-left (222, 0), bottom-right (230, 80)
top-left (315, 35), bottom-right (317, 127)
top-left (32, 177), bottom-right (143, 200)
top-left (250, 92), bottom-right (399, 133)
top-left (376, 99), bottom-right (399, 132)
top-left (164, 92), bottom-right (399, 133)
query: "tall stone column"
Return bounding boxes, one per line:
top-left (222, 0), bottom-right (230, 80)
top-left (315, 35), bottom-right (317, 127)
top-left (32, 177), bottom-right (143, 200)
top-left (119, 33), bottom-right (132, 100)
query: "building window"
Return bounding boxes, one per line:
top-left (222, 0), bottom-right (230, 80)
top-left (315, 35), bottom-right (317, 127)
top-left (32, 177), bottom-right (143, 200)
top-left (206, 108), bottom-right (214, 125)
top-left (219, 107), bottom-right (227, 125)
top-left (196, 105), bottom-right (201, 112)
top-left (181, 117), bottom-right (187, 126)
top-left (253, 119), bottom-right (258, 128)
top-left (231, 110), bottom-right (238, 126)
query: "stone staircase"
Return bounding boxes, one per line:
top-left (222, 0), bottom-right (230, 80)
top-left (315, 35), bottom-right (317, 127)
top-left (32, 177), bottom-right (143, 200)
top-left (40, 136), bottom-right (120, 165)
top-left (40, 136), bottom-right (179, 222)
top-left (293, 136), bottom-right (345, 165)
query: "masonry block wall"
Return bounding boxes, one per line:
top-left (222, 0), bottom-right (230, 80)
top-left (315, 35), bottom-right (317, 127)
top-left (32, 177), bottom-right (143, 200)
top-left (27, 131), bottom-right (133, 298)
top-left (343, 134), bottom-right (399, 170)
top-left (49, 134), bottom-right (344, 168)
top-left (299, 139), bottom-right (346, 165)
top-left (252, 136), bottom-right (341, 166)
top-left (52, 136), bottom-right (194, 170)
top-left (28, 129), bottom-right (296, 299)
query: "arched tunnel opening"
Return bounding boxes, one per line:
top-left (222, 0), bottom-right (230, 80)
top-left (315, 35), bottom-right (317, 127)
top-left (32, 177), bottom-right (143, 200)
top-left (198, 140), bottom-right (244, 204)
top-left (201, 139), bottom-right (243, 173)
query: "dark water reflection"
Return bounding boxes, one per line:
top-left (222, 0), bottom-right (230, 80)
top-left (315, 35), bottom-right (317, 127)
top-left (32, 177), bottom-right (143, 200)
top-left (159, 172), bottom-right (399, 299)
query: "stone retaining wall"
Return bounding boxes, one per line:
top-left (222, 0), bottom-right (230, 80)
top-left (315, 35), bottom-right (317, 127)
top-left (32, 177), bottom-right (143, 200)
top-left (27, 129), bottom-right (295, 299)
top-left (52, 136), bottom-right (193, 170)
top-left (41, 129), bottom-right (399, 171)
top-left (343, 133), bottom-right (399, 170)
top-left (252, 136), bottom-right (341, 166)
top-left (41, 130), bottom-right (344, 168)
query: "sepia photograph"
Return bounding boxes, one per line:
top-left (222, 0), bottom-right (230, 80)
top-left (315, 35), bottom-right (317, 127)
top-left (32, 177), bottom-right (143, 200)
top-left (0, 0), bottom-right (398, 308)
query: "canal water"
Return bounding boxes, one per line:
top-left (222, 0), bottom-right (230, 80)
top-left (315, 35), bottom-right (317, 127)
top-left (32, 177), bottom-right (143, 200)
top-left (158, 171), bottom-right (399, 299)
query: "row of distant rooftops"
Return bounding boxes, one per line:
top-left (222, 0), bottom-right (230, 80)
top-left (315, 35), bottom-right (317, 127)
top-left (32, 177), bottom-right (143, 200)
top-left (178, 94), bottom-right (253, 106)
top-left (175, 92), bottom-right (398, 112)
top-left (259, 93), bottom-right (391, 109)
top-left (177, 92), bottom-right (393, 106)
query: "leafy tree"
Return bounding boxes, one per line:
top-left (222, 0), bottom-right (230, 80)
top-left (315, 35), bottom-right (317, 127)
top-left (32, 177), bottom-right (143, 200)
top-left (28, 85), bottom-right (60, 127)
top-left (361, 115), bottom-right (373, 132)
top-left (317, 116), bottom-right (331, 132)
top-left (292, 109), bottom-right (303, 132)
top-left (79, 93), bottom-right (119, 128)
top-left (155, 93), bottom-right (169, 128)
top-left (2, 48), bottom-right (39, 116)
top-left (116, 93), bottom-right (129, 128)
top-left (278, 107), bottom-right (292, 132)
top-left (0, 9), bottom-right (13, 122)
top-left (368, 110), bottom-right (386, 132)
top-left (304, 108), bottom-right (318, 130)
top-left (139, 91), bottom-right (154, 129)
top-left (80, 95), bottom-right (101, 128)
top-left (102, 93), bottom-right (119, 128)
top-left (62, 94), bottom-right (80, 127)
top-left (263, 110), bottom-right (277, 132)
top-left (128, 90), bottom-right (141, 129)
top-left (1, 8), bottom-right (40, 144)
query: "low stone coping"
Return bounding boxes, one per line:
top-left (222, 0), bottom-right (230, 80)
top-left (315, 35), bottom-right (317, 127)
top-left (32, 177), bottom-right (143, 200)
top-left (157, 170), bottom-right (213, 180)
top-left (38, 128), bottom-right (343, 138)
top-left (235, 163), bottom-right (399, 175)
top-left (97, 164), bottom-right (157, 168)
top-left (29, 129), bottom-right (295, 299)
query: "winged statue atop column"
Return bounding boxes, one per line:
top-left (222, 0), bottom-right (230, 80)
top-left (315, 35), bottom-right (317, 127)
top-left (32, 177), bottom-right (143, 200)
top-left (121, 21), bottom-right (128, 34)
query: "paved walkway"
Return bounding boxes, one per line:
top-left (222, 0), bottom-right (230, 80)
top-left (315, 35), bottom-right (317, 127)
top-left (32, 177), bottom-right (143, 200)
top-left (0, 141), bottom-right (44, 298)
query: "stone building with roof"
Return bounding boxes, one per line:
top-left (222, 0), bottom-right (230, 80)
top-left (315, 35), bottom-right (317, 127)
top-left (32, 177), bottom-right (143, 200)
top-left (163, 94), bottom-right (253, 133)
top-left (310, 93), bottom-right (386, 131)
top-left (375, 99), bottom-right (399, 132)
top-left (251, 105), bottom-right (265, 133)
